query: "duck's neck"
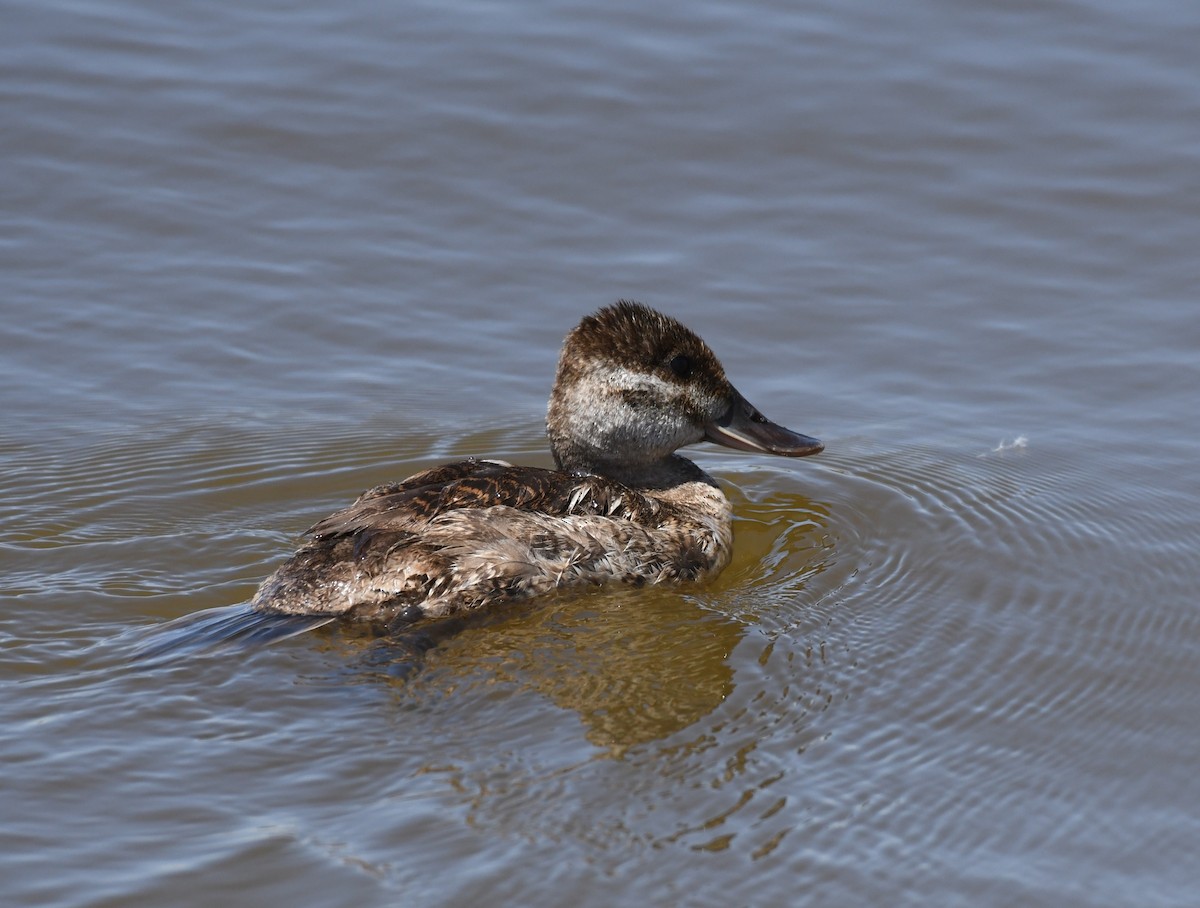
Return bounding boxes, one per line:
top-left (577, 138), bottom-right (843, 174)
top-left (553, 448), bottom-right (718, 491)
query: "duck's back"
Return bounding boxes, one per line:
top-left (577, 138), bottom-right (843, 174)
top-left (250, 458), bottom-right (732, 626)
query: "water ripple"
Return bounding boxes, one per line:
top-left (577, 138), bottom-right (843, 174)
top-left (4, 419), bottom-right (1198, 904)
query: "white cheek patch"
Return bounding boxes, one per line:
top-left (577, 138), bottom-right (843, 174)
top-left (584, 364), bottom-right (680, 433)
top-left (575, 364), bottom-right (701, 453)
top-left (593, 364), bottom-right (674, 397)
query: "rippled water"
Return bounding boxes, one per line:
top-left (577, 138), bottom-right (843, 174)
top-left (4, 0), bottom-right (1200, 905)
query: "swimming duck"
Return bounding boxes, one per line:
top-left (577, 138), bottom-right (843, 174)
top-left (251, 301), bottom-right (822, 627)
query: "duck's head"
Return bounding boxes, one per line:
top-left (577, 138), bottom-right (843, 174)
top-left (546, 301), bottom-right (823, 477)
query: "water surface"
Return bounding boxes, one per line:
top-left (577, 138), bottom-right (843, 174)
top-left (4, 0), bottom-right (1199, 905)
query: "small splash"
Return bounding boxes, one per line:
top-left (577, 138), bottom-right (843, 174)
top-left (982, 435), bottom-right (1029, 456)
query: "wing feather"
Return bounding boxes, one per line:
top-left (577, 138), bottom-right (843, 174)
top-left (306, 458), bottom-right (659, 543)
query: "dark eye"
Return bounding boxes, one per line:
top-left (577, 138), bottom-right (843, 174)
top-left (668, 354), bottom-right (694, 379)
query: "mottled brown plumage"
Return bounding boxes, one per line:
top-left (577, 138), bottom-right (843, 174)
top-left (251, 301), bottom-right (822, 626)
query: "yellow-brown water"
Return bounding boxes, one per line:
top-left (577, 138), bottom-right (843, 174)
top-left (4, 1), bottom-right (1199, 905)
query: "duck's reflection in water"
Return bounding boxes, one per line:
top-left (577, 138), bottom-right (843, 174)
top-left (338, 587), bottom-right (744, 749)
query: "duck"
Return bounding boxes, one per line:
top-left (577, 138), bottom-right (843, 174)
top-left (250, 301), bottom-right (823, 629)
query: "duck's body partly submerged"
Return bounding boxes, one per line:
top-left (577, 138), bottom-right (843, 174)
top-left (252, 301), bottom-right (822, 627)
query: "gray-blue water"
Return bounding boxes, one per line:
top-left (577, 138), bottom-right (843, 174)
top-left (4, 1), bottom-right (1199, 905)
